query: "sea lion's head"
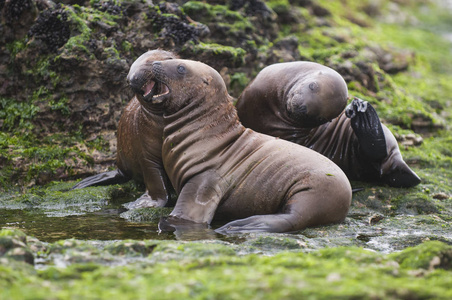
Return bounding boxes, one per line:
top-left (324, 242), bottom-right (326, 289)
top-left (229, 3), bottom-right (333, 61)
top-left (129, 58), bottom-right (227, 114)
top-left (127, 50), bottom-right (178, 109)
top-left (286, 69), bottom-right (348, 127)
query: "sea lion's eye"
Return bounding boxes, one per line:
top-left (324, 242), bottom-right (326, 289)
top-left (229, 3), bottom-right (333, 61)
top-left (309, 82), bottom-right (319, 92)
top-left (177, 65), bottom-right (186, 74)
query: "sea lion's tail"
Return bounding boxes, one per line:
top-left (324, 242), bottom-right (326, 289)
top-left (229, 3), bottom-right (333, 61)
top-left (72, 169), bottom-right (130, 189)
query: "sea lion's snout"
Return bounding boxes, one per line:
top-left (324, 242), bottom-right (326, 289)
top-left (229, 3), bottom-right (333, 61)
top-left (286, 93), bottom-right (329, 128)
top-left (127, 61), bottom-right (170, 104)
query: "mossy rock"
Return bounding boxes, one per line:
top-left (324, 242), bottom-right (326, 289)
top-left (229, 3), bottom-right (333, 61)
top-left (390, 241), bottom-right (452, 270)
top-left (182, 41), bottom-right (246, 69)
top-left (119, 207), bottom-right (173, 223)
top-left (0, 229), bottom-right (34, 265)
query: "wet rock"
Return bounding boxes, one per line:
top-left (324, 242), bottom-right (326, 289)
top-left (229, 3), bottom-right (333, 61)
top-left (120, 207), bottom-right (173, 223)
top-left (330, 59), bottom-right (379, 92)
top-left (149, 3), bottom-right (203, 47)
top-left (395, 133), bottom-right (424, 147)
top-left (0, 229), bottom-right (34, 265)
top-left (243, 235), bottom-right (307, 253)
top-left (182, 1), bottom-right (277, 51)
top-left (310, 3), bottom-right (331, 17)
top-left (1, 0), bottom-right (38, 42)
top-left (104, 240), bottom-right (158, 257)
top-left (433, 193), bottom-right (449, 200)
top-left (368, 214), bottom-right (385, 226)
top-left (367, 45), bottom-right (413, 74)
top-left (410, 115), bottom-right (444, 133)
top-left (265, 35), bottom-right (301, 64)
top-left (28, 4), bottom-right (70, 52)
top-left (181, 42), bottom-right (247, 70)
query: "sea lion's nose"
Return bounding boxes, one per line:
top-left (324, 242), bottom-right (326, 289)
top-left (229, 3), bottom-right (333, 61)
top-left (127, 70), bottom-right (145, 95)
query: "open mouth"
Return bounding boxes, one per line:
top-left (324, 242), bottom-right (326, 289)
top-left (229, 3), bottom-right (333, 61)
top-left (142, 80), bottom-right (170, 103)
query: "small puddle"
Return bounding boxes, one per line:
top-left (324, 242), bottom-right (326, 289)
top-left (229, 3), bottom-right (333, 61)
top-left (0, 207), bottom-right (175, 243)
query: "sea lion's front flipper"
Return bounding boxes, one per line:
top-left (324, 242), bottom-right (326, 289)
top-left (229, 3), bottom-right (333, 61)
top-left (124, 167), bottom-right (173, 209)
top-left (123, 190), bottom-right (168, 209)
top-left (72, 169), bottom-right (130, 189)
top-left (345, 97), bottom-right (387, 161)
top-left (165, 172), bottom-right (223, 225)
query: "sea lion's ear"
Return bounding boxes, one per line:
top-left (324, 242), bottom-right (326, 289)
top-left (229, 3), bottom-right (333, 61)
top-left (202, 76), bottom-right (212, 85)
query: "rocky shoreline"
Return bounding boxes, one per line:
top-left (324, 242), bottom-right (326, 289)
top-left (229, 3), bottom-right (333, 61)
top-left (1, 0), bottom-right (451, 298)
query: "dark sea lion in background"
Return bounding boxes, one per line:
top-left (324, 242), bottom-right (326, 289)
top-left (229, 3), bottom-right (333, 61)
top-left (131, 58), bottom-right (352, 233)
top-left (236, 62), bottom-right (421, 188)
top-left (73, 50), bottom-right (178, 208)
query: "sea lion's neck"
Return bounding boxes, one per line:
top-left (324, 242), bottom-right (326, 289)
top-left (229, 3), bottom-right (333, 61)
top-left (141, 103), bottom-right (165, 116)
top-left (162, 94), bottom-right (245, 192)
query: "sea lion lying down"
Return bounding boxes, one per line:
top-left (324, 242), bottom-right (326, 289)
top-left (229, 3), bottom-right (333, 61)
top-left (73, 50), bottom-right (177, 208)
top-left (236, 62), bottom-right (421, 188)
top-left (129, 58), bottom-right (352, 233)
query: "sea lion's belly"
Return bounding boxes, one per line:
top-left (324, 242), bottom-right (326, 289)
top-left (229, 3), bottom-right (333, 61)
top-left (216, 135), bottom-right (347, 219)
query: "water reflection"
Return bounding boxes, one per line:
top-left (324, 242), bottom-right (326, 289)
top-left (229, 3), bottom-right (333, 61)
top-left (0, 207), bottom-right (173, 243)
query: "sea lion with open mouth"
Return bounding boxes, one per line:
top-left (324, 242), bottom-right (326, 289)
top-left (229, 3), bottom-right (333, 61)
top-left (133, 58), bottom-right (352, 233)
top-left (236, 62), bottom-right (421, 188)
top-left (73, 50), bottom-right (177, 208)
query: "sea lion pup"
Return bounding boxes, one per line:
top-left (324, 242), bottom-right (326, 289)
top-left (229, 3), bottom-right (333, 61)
top-left (235, 62), bottom-right (421, 188)
top-left (73, 50), bottom-right (178, 208)
top-left (134, 58), bottom-right (352, 233)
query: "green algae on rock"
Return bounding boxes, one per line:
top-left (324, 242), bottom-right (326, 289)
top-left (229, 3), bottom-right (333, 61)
top-left (120, 207), bottom-right (173, 223)
top-left (1, 228), bottom-right (452, 299)
top-left (390, 240), bottom-right (452, 270)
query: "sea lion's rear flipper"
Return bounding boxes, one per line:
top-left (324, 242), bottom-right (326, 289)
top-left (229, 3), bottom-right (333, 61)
top-left (72, 169), bottom-right (130, 189)
top-left (382, 163), bottom-right (421, 187)
top-left (345, 97), bottom-right (388, 161)
top-left (378, 125), bottom-right (421, 188)
top-left (215, 214), bottom-right (296, 234)
top-left (380, 154), bottom-right (421, 188)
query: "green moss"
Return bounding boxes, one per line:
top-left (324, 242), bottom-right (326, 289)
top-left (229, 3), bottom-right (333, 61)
top-left (49, 96), bottom-right (70, 115)
top-left (266, 0), bottom-right (290, 16)
top-left (0, 98), bottom-right (40, 131)
top-left (121, 40), bottom-right (133, 53)
top-left (103, 45), bottom-right (121, 59)
top-left (182, 1), bottom-right (255, 45)
top-left (390, 241), bottom-right (452, 270)
top-left (229, 72), bottom-right (250, 97)
top-left (0, 181), bottom-right (121, 208)
top-left (403, 131), bottom-right (452, 169)
top-left (60, 4), bottom-right (121, 57)
top-left (245, 236), bottom-right (303, 252)
top-left (6, 39), bottom-right (27, 60)
top-left (26, 57), bottom-right (59, 86)
top-left (183, 1), bottom-right (250, 25)
top-left (2, 237), bottom-right (452, 299)
top-left (104, 240), bottom-right (159, 256)
top-left (62, 6), bottom-right (92, 55)
top-left (0, 131), bottom-right (94, 190)
top-left (0, 228), bottom-right (27, 238)
top-left (120, 207), bottom-right (173, 222)
top-left (190, 42), bottom-right (246, 62)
